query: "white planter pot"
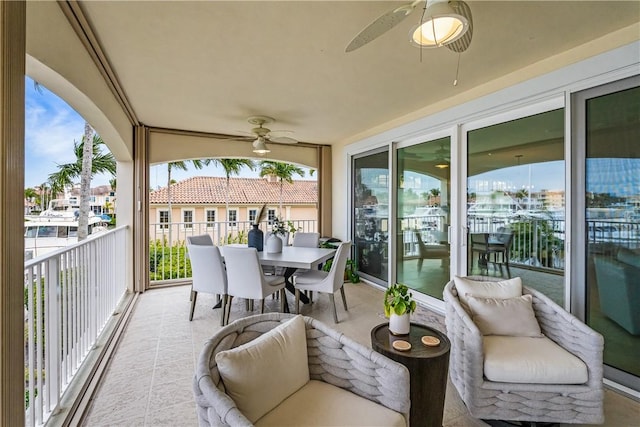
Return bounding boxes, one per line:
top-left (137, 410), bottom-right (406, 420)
top-left (389, 313), bottom-right (410, 335)
top-left (266, 233), bottom-right (283, 253)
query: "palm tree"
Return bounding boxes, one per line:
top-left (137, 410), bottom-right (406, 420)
top-left (78, 122), bottom-right (94, 240)
top-left (211, 159), bottom-right (255, 232)
top-left (258, 161), bottom-right (305, 216)
top-left (165, 159), bottom-right (210, 245)
top-left (49, 130), bottom-right (116, 240)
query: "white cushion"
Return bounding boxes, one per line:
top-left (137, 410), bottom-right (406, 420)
top-left (483, 336), bottom-right (588, 384)
top-left (467, 294), bottom-right (543, 337)
top-left (215, 315), bottom-right (309, 423)
top-left (453, 276), bottom-right (522, 309)
top-left (255, 380), bottom-right (406, 427)
top-left (294, 269), bottom-right (328, 285)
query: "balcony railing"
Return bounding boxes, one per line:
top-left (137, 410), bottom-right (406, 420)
top-left (24, 226), bottom-right (128, 427)
top-left (149, 219), bottom-right (318, 283)
top-left (405, 216), bottom-right (640, 274)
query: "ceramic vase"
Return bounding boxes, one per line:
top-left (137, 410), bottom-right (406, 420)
top-left (389, 312), bottom-right (410, 335)
top-left (247, 224), bottom-right (264, 251)
top-left (266, 233), bottom-right (283, 253)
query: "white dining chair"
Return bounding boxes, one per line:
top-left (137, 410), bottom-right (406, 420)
top-left (292, 232), bottom-right (320, 248)
top-left (291, 232), bottom-right (321, 298)
top-left (293, 241), bottom-right (352, 323)
top-left (222, 246), bottom-right (287, 325)
top-left (186, 234), bottom-right (214, 246)
top-left (186, 244), bottom-right (227, 325)
top-left (186, 234), bottom-right (215, 303)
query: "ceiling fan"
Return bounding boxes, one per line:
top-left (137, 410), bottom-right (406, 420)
top-left (232, 116), bottom-right (298, 154)
top-left (345, 0), bottom-right (473, 53)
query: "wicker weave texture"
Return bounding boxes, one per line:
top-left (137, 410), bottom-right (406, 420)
top-left (193, 312), bottom-right (410, 426)
top-left (444, 278), bottom-right (604, 424)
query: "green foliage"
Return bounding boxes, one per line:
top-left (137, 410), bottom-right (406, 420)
top-left (148, 239), bottom-right (192, 280)
top-left (271, 217), bottom-right (288, 236)
top-left (321, 257), bottom-right (360, 283)
top-left (224, 230), bottom-right (247, 245)
top-left (510, 220), bottom-right (563, 267)
top-left (384, 283), bottom-right (416, 317)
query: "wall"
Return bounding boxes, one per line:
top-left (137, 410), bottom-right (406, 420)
top-left (332, 28), bottom-right (640, 243)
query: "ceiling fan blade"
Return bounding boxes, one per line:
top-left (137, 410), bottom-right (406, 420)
top-left (345, 1), bottom-right (421, 53)
top-left (445, 1), bottom-right (473, 53)
top-left (269, 136), bottom-right (298, 144)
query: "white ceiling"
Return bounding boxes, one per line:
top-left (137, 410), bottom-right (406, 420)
top-left (75, 1), bottom-right (639, 146)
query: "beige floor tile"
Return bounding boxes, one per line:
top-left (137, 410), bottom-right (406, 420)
top-left (83, 283), bottom-right (639, 427)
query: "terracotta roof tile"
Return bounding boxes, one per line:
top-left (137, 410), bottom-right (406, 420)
top-left (149, 176), bottom-right (317, 205)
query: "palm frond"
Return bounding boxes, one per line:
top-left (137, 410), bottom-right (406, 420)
top-left (254, 203), bottom-right (267, 225)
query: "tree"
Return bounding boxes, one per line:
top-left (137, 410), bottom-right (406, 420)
top-left (78, 123), bottom-right (94, 240)
top-left (211, 159), bottom-right (255, 235)
top-left (49, 130), bottom-right (116, 240)
top-left (258, 161), bottom-right (305, 215)
top-left (428, 188), bottom-right (441, 206)
top-left (165, 159), bottom-right (210, 245)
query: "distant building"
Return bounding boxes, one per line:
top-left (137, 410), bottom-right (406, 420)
top-left (148, 176), bottom-right (318, 243)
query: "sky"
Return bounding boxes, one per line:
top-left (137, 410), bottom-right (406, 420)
top-left (24, 76), bottom-right (314, 190)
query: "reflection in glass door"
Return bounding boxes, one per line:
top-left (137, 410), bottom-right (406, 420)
top-left (466, 109), bottom-right (566, 305)
top-left (353, 150), bottom-right (389, 284)
top-left (577, 79), bottom-right (640, 390)
top-left (396, 138), bottom-right (450, 300)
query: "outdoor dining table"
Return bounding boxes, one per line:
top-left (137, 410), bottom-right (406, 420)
top-left (221, 244), bottom-right (337, 310)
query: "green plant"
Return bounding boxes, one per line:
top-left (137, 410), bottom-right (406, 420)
top-left (384, 283), bottom-right (416, 317)
top-left (271, 217), bottom-right (288, 236)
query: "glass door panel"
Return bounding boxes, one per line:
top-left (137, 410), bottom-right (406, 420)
top-left (584, 84), bottom-right (640, 385)
top-left (466, 109), bottom-right (566, 305)
top-left (396, 137), bottom-right (450, 300)
top-left (353, 150), bottom-right (389, 284)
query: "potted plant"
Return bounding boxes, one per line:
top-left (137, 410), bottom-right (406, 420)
top-left (384, 283), bottom-right (416, 335)
top-left (266, 217), bottom-right (287, 253)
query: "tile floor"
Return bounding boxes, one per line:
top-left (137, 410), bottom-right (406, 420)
top-left (82, 283), bottom-right (639, 426)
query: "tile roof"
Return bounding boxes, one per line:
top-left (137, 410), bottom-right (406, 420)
top-left (149, 176), bottom-right (318, 205)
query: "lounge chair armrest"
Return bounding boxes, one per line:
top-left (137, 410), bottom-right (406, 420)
top-left (304, 317), bottom-right (410, 417)
top-left (443, 282), bottom-right (485, 395)
top-left (525, 286), bottom-right (604, 387)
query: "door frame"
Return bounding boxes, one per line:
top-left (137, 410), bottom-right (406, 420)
top-left (570, 74), bottom-right (640, 393)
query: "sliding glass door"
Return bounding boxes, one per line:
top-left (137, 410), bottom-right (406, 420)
top-left (396, 138), bottom-right (451, 300)
top-left (573, 76), bottom-right (640, 390)
top-left (466, 109), bottom-right (566, 305)
top-left (352, 149), bottom-right (389, 284)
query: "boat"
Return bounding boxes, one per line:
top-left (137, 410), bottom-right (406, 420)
top-left (24, 199), bottom-right (109, 260)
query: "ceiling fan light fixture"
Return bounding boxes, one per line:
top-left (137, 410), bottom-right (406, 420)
top-left (410, 1), bottom-right (468, 48)
top-left (252, 137), bottom-right (270, 154)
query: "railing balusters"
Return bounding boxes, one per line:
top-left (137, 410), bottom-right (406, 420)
top-left (24, 226), bottom-right (128, 426)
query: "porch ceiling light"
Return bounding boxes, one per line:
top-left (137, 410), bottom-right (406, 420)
top-left (252, 137), bottom-right (270, 154)
top-left (435, 161), bottom-right (449, 169)
top-left (410, 0), bottom-right (469, 48)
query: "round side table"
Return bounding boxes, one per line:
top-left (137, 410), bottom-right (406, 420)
top-left (371, 322), bottom-right (450, 427)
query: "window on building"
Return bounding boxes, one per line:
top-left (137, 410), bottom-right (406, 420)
top-left (183, 210), bottom-right (194, 229)
top-left (206, 209), bottom-right (216, 228)
top-left (248, 208), bottom-right (257, 224)
top-left (228, 209), bottom-right (238, 227)
top-left (267, 208), bottom-right (276, 225)
top-left (159, 210), bottom-right (169, 229)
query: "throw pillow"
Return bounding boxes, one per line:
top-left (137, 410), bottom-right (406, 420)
top-left (466, 294), bottom-right (543, 337)
top-left (453, 275), bottom-right (522, 308)
top-left (215, 315), bottom-right (310, 423)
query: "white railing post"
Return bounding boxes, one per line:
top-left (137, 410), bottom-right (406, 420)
top-left (45, 256), bottom-right (60, 418)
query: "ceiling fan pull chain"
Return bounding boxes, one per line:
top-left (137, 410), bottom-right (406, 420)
top-left (453, 52), bottom-right (461, 86)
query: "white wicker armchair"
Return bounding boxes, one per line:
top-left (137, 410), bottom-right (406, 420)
top-left (193, 313), bottom-right (410, 426)
top-left (443, 277), bottom-right (604, 424)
